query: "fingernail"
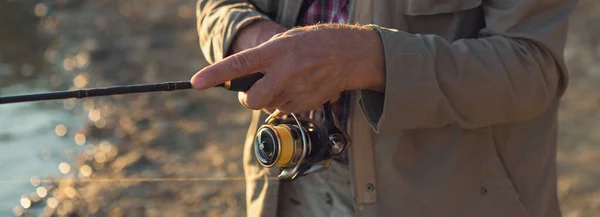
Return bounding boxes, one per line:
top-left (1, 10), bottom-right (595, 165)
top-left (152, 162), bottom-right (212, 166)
top-left (191, 77), bottom-right (206, 89)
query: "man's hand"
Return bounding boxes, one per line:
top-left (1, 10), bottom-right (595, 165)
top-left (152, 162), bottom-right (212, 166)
top-left (191, 24), bottom-right (385, 113)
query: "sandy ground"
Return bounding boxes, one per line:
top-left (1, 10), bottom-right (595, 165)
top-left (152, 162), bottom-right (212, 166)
top-left (3, 0), bottom-right (600, 216)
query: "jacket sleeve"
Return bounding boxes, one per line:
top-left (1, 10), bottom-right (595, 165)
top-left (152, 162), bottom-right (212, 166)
top-left (358, 0), bottom-right (577, 132)
top-left (197, 0), bottom-right (271, 64)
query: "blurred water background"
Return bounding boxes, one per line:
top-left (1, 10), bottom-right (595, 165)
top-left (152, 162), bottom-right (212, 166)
top-left (0, 0), bottom-right (599, 216)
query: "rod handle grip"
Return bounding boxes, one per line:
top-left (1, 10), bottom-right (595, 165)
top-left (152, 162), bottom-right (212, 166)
top-left (217, 72), bottom-right (264, 92)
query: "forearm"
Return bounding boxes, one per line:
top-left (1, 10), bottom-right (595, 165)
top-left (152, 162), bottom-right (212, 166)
top-left (358, 0), bottom-right (576, 132)
top-left (371, 29), bottom-right (563, 130)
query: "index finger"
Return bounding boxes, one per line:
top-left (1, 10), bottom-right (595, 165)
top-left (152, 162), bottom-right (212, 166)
top-left (190, 44), bottom-right (275, 90)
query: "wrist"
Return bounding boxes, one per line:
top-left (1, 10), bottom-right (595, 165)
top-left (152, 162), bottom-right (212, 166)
top-left (230, 20), bottom-right (287, 54)
top-left (348, 28), bottom-right (386, 93)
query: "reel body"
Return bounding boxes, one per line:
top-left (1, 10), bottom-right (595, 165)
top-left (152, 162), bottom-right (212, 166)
top-left (253, 102), bottom-right (350, 180)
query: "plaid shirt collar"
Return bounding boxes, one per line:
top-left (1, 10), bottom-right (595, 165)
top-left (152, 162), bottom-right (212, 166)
top-left (299, 0), bottom-right (350, 25)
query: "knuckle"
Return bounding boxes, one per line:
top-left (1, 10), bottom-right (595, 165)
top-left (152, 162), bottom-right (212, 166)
top-left (267, 37), bottom-right (293, 55)
top-left (229, 53), bottom-right (252, 74)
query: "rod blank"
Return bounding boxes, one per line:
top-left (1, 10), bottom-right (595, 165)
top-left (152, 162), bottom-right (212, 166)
top-left (0, 81), bottom-right (193, 105)
top-left (0, 72), bottom-right (265, 105)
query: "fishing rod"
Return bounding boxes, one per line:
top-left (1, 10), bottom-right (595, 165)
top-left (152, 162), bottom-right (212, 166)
top-left (0, 72), bottom-right (264, 104)
top-left (0, 71), bottom-right (351, 180)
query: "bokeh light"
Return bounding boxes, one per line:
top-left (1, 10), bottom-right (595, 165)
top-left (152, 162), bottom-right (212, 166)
top-left (34, 3), bottom-right (47, 17)
top-left (88, 109), bottom-right (101, 122)
top-left (99, 141), bottom-right (112, 153)
top-left (55, 125), bottom-right (67, 137)
top-left (94, 152), bottom-right (107, 164)
top-left (64, 187), bottom-right (77, 198)
top-left (73, 74), bottom-right (88, 88)
top-left (12, 207), bottom-right (24, 217)
top-left (107, 146), bottom-right (119, 159)
top-left (46, 197), bottom-right (58, 209)
top-left (95, 118), bottom-right (107, 128)
top-left (74, 52), bottom-right (89, 68)
top-left (79, 165), bottom-right (92, 177)
top-left (58, 162), bottom-right (71, 174)
top-left (63, 58), bottom-right (74, 71)
top-left (74, 133), bottom-right (86, 145)
top-left (20, 198), bottom-right (31, 209)
top-left (36, 187), bottom-right (48, 198)
top-left (33, 3), bottom-right (48, 17)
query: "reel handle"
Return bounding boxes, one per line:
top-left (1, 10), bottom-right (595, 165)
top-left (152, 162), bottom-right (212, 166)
top-left (217, 72), bottom-right (264, 92)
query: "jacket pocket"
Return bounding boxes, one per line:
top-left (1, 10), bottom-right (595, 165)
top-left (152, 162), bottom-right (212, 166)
top-left (481, 127), bottom-right (531, 217)
top-left (405, 0), bottom-right (482, 15)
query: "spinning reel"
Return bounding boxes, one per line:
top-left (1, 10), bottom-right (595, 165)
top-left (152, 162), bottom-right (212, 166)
top-left (253, 102), bottom-right (351, 180)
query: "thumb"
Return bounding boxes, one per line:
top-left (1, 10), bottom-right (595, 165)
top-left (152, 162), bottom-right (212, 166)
top-left (190, 44), bottom-right (275, 90)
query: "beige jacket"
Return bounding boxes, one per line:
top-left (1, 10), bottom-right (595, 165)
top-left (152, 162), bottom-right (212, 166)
top-left (196, 0), bottom-right (577, 216)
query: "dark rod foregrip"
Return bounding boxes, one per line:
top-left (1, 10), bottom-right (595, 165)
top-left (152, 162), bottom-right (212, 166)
top-left (216, 72), bottom-right (264, 92)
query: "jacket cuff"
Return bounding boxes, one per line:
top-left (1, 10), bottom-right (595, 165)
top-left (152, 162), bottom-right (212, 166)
top-left (358, 25), bottom-right (434, 133)
top-left (219, 12), bottom-right (270, 60)
top-left (200, 5), bottom-right (271, 64)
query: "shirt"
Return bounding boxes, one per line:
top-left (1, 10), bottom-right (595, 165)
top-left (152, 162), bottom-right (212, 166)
top-left (297, 0), bottom-right (352, 164)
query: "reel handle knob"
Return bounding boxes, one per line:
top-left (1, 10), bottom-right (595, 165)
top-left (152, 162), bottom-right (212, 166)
top-left (216, 72), bottom-right (264, 92)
